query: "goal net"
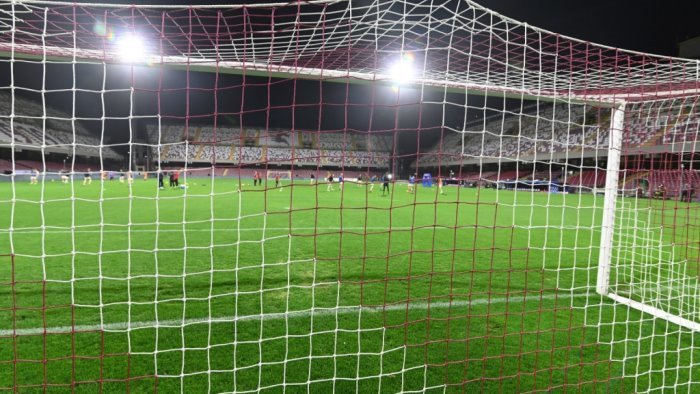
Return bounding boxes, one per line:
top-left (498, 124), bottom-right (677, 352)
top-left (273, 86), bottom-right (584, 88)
top-left (266, 170), bottom-right (292, 181)
top-left (0, 0), bottom-right (699, 392)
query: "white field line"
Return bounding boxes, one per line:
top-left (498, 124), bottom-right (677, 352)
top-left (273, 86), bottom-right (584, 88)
top-left (0, 226), bottom-right (470, 235)
top-left (1, 292), bottom-right (591, 336)
top-left (0, 224), bottom-right (601, 235)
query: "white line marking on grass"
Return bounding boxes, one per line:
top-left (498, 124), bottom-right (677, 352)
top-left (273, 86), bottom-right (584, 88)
top-left (1, 292), bottom-right (591, 336)
top-left (0, 226), bottom-right (464, 235)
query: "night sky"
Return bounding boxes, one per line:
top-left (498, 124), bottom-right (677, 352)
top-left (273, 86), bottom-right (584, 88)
top-left (46, 0), bottom-right (700, 57)
top-left (481, 0), bottom-right (700, 57)
top-left (2, 0), bottom-right (699, 153)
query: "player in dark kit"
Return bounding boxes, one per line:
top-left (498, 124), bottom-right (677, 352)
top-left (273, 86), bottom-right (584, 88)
top-left (326, 172), bottom-right (334, 192)
top-left (158, 171), bottom-right (165, 189)
top-left (381, 173), bottom-right (391, 196)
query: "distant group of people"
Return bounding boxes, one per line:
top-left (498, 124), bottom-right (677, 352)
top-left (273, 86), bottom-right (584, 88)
top-left (27, 168), bottom-right (154, 186)
top-left (637, 182), bottom-right (695, 202)
top-left (251, 171), bottom-right (284, 192)
top-left (318, 171), bottom-right (442, 197)
top-left (26, 166), bottom-right (450, 198)
top-left (680, 183), bottom-right (695, 202)
top-left (407, 173), bottom-right (444, 195)
top-left (158, 170), bottom-right (180, 189)
top-left (100, 170), bottom-right (134, 185)
top-left (652, 184), bottom-right (667, 199)
top-left (29, 168), bottom-right (71, 185)
top-left (297, 171), bottom-right (447, 197)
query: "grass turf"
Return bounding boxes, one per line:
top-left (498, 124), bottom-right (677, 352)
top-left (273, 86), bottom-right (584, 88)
top-left (0, 178), bottom-right (698, 392)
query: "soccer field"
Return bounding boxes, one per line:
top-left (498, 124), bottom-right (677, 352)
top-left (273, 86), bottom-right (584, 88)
top-left (0, 179), bottom-right (697, 392)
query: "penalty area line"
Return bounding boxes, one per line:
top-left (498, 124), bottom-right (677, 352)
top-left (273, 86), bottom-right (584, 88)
top-left (1, 292), bottom-right (591, 336)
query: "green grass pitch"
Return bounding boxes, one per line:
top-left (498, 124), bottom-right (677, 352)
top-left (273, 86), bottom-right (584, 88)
top-left (0, 178), bottom-right (698, 392)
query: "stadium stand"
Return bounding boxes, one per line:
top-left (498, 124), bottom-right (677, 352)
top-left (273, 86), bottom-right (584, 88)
top-left (647, 170), bottom-right (700, 198)
top-left (567, 170), bottom-right (607, 189)
top-left (149, 124), bottom-right (392, 168)
top-left (413, 101), bottom-right (700, 169)
top-left (0, 92), bottom-right (121, 161)
top-left (415, 104), bottom-right (609, 167)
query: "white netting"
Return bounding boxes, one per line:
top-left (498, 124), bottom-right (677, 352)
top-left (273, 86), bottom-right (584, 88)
top-left (0, 0), bottom-right (698, 393)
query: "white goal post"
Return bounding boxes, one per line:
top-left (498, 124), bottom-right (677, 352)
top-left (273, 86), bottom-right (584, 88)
top-left (596, 103), bottom-right (700, 333)
top-left (597, 103), bottom-right (627, 297)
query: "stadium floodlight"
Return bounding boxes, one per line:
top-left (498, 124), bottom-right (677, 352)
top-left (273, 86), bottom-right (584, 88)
top-left (389, 52), bottom-right (416, 90)
top-left (117, 33), bottom-right (146, 63)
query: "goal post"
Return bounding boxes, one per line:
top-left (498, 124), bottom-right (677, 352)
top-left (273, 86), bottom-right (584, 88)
top-left (596, 101), bottom-right (700, 333)
top-left (597, 102), bottom-right (626, 296)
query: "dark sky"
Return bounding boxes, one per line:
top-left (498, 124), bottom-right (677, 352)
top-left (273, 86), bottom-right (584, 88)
top-left (55, 0), bottom-right (699, 57)
top-left (480, 0), bottom-right (700, 57)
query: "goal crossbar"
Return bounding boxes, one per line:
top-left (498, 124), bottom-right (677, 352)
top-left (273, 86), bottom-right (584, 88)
top-left (0, 43), bottom-right (619, 105)
top-left (4, 42), bottom-right (698, 104)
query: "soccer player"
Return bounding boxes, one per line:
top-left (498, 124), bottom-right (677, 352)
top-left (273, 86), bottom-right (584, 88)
top-left (381, 173), bottom-right (391, 196)
top-left (29, 169), bottom-right (39, 185)
top-left (127, 171), bottom-right (134, 185)
top-left (275, 173), bottom-right (281, 190)
top-left (326, 171), bottom-right (334, 192)
top-left (437, 176), bottom-right (445, 195)
top-left (356, 173), bottom-right (363, 187)
top-left (338, 173), bottom-right (344, 190)
top-left (369, 174), bottom-right (376, 192)
top-left (83, 168), bottom-right (92, 186)
top-left (407, 173), bottom-right (416, 193)
top-left (158, 171), bottom-right (165, 189)
top-left (119, 170), bottom-right (125, 183)
top-left (310, 173), bottom-right (315, 185)
top-left (173, 170), bottom-right (179, 187)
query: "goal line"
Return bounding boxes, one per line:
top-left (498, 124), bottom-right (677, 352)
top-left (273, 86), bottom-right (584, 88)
top-left (0, 291), bottom-right (592, 337)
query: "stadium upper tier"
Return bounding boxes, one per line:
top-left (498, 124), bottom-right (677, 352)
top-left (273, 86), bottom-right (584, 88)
top-left (0, 92), bottom-right (121, 160)
top-left (148, 124), bottom-right (393, 167)
top-left (416, 98), bottom-right (700, 167)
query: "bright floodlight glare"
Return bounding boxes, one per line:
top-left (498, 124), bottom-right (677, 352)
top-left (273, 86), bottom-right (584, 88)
top-left (118, 33), bottom-right (145, 63)
top-left (389, 52), bottom-right (416, 89)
